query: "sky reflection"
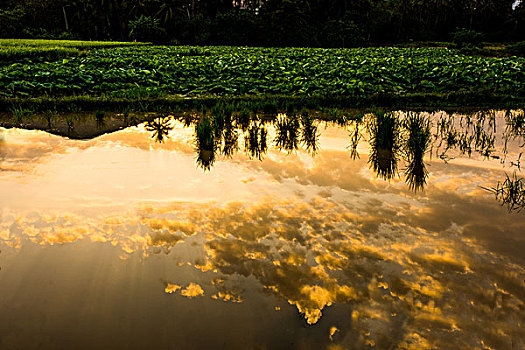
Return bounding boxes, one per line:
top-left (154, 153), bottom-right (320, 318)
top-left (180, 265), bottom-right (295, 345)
top-left (0, 110), bottom-right (524, 349)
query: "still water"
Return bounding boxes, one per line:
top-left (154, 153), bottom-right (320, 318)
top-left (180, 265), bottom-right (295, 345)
top-left (0, 110), bottom-right (524, 349)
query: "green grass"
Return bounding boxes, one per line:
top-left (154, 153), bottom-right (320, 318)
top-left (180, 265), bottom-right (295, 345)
top-left (0, 39), bottom-right (149, 62)
top-left (0, 39), bottom-right (148, 48)
top-left (0, 42), bottom-right (524, 110)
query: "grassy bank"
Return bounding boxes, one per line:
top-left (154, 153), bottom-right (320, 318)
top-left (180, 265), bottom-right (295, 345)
top-left (0, 40), bottom-right (524, 111)
top-left (0, 39), bottom-right (148, 62)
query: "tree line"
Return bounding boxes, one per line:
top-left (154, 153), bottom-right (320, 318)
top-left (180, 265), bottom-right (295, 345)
top-left (1, 0), bottom-right (523, 46)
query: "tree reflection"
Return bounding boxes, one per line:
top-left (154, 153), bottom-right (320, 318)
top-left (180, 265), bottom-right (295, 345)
top-left (145, 116), bottom-right (174, 143)
top-left (368, 113), bottom-right (401, 180)
top-left (404, 113), bottom-right (431, 191)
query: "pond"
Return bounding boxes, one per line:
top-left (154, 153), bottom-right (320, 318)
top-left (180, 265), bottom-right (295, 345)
top-left (0, 110), bottom-right (524, 349)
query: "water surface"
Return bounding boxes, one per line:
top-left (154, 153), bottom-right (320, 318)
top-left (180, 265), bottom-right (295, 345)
top-left (1, 110), bottom-right (524, 349)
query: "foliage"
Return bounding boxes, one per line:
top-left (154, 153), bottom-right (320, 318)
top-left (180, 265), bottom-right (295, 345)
top-left (0, 39), bottom-right (148, 62)
top-left (505, 42), bottom-right (525, 56)
top-left (0, 0), bottom-right (521, 45)
top-left (0, 45), bottom-right (523, 102)
top-left (0, 8), bottom-right (25, 38)
top-left (129, 16), bottom-right (167, 43)
top-left (324, 15), bottom-right (366, 48)
top-left (0, 39), bottom-right (149, 49)
top-left (452, 29), bottom-right (484, 48)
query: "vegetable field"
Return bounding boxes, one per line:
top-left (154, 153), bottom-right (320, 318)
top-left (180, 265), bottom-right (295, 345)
top-left (0, 42), bottom-right (524, 108)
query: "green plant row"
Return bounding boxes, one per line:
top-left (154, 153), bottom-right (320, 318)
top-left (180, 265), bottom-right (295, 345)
top-left (0, 39), bottom-right (149, 61)
top-left (0, 46), bottom-right (79, 61)
top-left (0, 46), bottom-right (523, 104)
top-left (0, 39), bottom-right (148, 48)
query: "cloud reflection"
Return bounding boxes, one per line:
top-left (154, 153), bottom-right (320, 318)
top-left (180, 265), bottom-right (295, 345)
top-left (2, 189), bottom-right (525, 348)
top-left (1, 111), bottom-right (525, 349)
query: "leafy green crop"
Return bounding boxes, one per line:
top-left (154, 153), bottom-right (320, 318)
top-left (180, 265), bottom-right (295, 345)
top-left (0, 45), bottom-right (523, 101)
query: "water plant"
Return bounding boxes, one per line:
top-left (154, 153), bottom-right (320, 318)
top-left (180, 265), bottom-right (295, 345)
top-left (9, 105), bottom-right (34, 125)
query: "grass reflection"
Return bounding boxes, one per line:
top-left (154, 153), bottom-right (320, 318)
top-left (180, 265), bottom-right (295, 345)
top-left (161, 110), bottom-right (525, 196)
top-left (368, 112), bottom-right (401, 180)
top-left (221, 116), bottom-right (239, 158)
top-left (301, 112), bottom-right (319, 155)
top-left (245, 122), bottom-right (268, 160)
top-left (275, 114), bottom-right (301, 152)
top-left (3, 108), bottom-right (522, 195)
top-left (485, 172), bottom-right (525, 212)
top-left (195, 115), bottom-right (216, 171)
top-left (347, 119), bottom-right (362, 160)
top-left (404, 113), bottom-right (432, 191)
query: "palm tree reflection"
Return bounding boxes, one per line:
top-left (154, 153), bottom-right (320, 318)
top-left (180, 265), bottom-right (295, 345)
top-left (145, 116), bottom-right (174, 143)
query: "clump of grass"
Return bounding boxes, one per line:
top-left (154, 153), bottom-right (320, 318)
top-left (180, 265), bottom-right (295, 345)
top-left (65, 115), bottom-right (75, 131)
top-left (235, 109), bottom-right (251, 132)
top-left (484, 172), bottom-right (525, 212)
top-left (326, 108), bottom-right (348, 126)
top-left (43, 109), bottom-right (57, 128)
top-left (67, 103), bottom-right (82, 113)
top-left (9, 105), bottom-right (34, 124)
top-left (95, 110), bottom-right (105, 121)
top-left (95, 110), bottom-right (106, 128)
